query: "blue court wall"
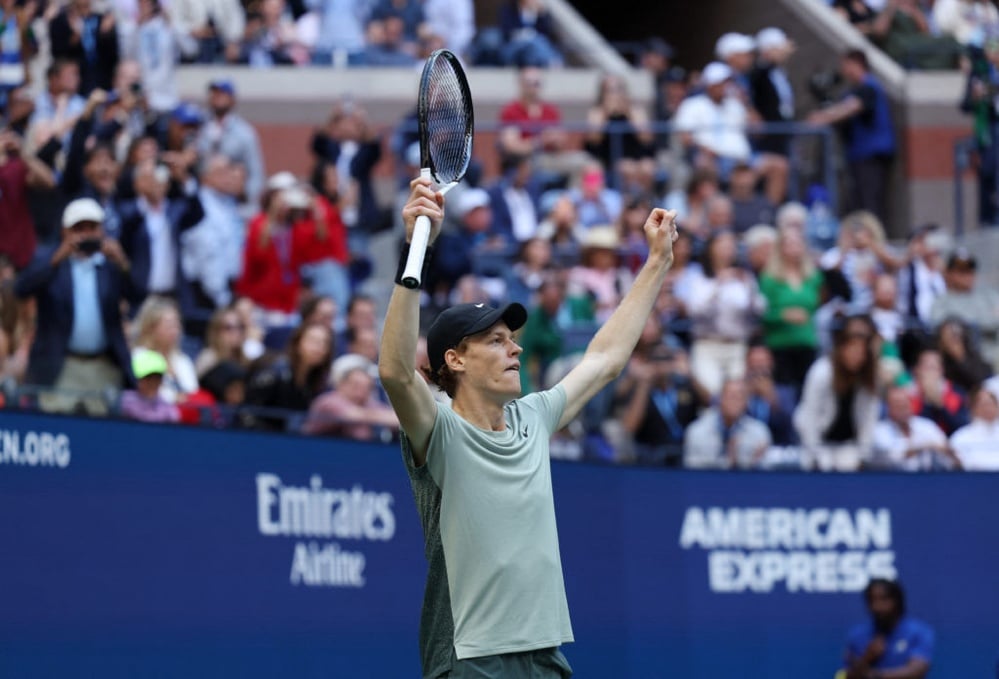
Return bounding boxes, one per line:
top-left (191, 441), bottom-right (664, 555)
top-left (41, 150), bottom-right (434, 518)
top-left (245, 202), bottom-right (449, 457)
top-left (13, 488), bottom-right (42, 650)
top-left (0, 411), bottom-right (996, 678)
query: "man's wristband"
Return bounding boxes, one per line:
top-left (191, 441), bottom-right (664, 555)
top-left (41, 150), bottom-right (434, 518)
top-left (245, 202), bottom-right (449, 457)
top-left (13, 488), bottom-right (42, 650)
top-left (395, 241), bottom-right (433, 288)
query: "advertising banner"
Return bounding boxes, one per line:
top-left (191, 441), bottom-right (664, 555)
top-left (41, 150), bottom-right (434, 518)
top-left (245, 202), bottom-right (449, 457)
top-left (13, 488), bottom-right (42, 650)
top-left (1, 412), bottom-right (995, 677)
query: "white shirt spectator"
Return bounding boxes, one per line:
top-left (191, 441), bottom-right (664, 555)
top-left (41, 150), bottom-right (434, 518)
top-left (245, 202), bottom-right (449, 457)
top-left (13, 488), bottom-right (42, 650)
top-left (170, 0), bottom-right (247, 47)
top-left (673, 92), bottom-right (751, 161)
top-left (181, 185), bottom-right (245, 307)
top-left (684, 408), bottom-right (772, 469)
top-left (950, 418), bottom-right (999, 470)
top-left (932, 0), bottom-right (999, 45)
top-left (424, 0), bottom-right (475, 58)
top-left (871, 415), bottom-right (952, 471)
top-left (131, 14), bottom-right (195, 112)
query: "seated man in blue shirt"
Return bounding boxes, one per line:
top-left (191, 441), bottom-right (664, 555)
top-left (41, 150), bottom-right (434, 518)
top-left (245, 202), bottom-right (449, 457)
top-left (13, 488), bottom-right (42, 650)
top-left (842, 578), bottom-right (934, 679)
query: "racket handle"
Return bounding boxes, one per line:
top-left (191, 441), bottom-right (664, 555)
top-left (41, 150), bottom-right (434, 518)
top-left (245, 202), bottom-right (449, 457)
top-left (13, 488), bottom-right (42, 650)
top-left (401, 214), bottom-right (431, 288)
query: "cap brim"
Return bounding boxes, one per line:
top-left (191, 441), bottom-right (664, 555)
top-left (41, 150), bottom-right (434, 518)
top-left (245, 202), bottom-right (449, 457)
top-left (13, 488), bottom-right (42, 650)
top-left (464, 303), bottom-right (528, 339)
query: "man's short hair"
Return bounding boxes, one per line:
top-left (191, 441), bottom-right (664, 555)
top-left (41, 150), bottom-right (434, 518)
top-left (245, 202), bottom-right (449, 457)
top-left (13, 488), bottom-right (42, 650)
top-left (863, 578), bottom-right (906, 615)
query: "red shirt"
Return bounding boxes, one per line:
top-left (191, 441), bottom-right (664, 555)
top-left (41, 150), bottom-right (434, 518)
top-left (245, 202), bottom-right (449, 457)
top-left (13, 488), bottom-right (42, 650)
top-left (0, 157), bottom-right (36, 269)
top-left (236, 200), bottom-right (350, 313)
top-left (499, 99), bottom-right (562, 138)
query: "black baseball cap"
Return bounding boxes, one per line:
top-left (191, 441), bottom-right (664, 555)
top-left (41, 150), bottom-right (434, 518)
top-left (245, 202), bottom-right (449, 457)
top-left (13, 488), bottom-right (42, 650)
top-left (427, 303), bottom-right (528, 374)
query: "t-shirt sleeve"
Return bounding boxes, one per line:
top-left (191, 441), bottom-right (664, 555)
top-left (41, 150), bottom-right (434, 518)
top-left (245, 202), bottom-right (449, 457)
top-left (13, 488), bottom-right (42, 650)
top-left (517, 384), bottom-right (567, 434)
top-left (908, 621), bottom-right (935, 662)
top-left (424, 405), bottom-right (455, 484)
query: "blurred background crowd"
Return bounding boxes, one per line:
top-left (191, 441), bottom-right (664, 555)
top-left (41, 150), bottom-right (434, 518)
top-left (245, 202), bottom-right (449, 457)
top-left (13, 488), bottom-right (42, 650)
top-left (1, 0), bottom-right (998, 473)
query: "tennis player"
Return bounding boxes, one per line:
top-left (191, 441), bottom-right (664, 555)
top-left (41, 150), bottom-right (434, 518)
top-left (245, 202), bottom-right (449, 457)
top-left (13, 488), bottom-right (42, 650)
top-left (379, 176), bottom-right (678, 678)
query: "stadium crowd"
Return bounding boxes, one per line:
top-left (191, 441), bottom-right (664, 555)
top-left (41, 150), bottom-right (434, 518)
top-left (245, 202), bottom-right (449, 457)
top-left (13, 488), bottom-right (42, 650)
top-left (0, 1), bottom-right (998, 472)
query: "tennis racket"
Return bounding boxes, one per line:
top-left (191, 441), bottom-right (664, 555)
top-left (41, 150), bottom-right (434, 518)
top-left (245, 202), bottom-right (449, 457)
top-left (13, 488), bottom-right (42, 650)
top-left (400, 49), bottom-right (475, 289)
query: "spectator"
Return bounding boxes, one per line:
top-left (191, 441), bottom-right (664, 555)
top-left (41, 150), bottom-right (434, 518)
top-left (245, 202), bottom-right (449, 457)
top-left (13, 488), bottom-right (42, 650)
top-left (929, 247), bottom-right (999, 370)
top-left (617, 194), bottom-right (654, 274)
top-left (423, 0), bottom-right (474, 60)
top-left (663, 168), bottom-right (720, 240)
top-left (896, 224), bottom-right (947, 333)
top-left (909, 347), bottom-right (970, 436)
top-left (361, 13), bottom-right (419, 66)
top-left (715, 32), bottom-right (756, 104)
top-left (872, 383), bottom-right (959, 470)
top-left (487, 153), bottom-right (541, 243)
top-left (196, 79), bottom-right (265, 213)
top-left (568, 162), bottom-right (623, 229)
top-left (949, 383), bottom-right (999, 470)
top-left (842, 579), bottom-right (934, 678)
top-left (936, 317), bottom-right (992, 394)
top-left (245, 0), bottom-right (313, 66)
top-left (833, 0), bottom-right (879, 32)
top-left (687, 230), bottom-right (765, 397)
top-left (14, 198), bottom-right (135, 414)
top-left (49, 0), bottom-right (120, 95)
top-left (30, 60), bottom-right (87, 146)
top-left (807, 49), bottom-right (896, 224)
top-left (180, 154), bottom-right (246, 322)
top-left (536, 191), bottom-right (583, 246)
top-left (119, 159), bottom-right (204, 302)
top-left (794, 314), bottom-right (882, 471)
top-left (244, 321), bottom-right (334, 430)
top-left (119, 347), bottom-right (181, 422)
top-left (195, 306), bottom-right (256, 378)
top-left (300, 293), bottom-right (338, 332)
top-left (637, 37), bottom-right (675, 126)
top-left (370, 0), bottom-right (424, 44)
top-left (743, 223), bottom-right (778, 277)
top-left (618, 340), bottom-right (701, 466)
top-left (344, 325), bottom-right (379, 362)
top-left (684, 377), bottom-right (772, 470)
top-left (338, 293), bottom-right (378, 350)
top-left (131, 295), bottom-right (198, 403)
top-left (170, 0), bottom-right (246, 63)
top-left (236, 178), bottom-right (322, 319)
top-left (728, 162), bottom-right (775, 233)
top-left (0, 0), bottom-right (34, 106)
top-left (750, 27), bottom-right (796, 158)
top-left (518, 272), bottom-right (582, 393)
top-left (567, 225), bottom-right (633, 324)
top-left (302, 353), bottom-right (399, 439)
top-left (868, 0), bottom-right (960, 69)
top-left (820, 210), bottom-right (903, 313)
top-left (308, 0), bottom-right (370, 66)
top-left (870, 273), bottom-right (906, 350)
top-left (962, 36), bottom-right (999, 226)
top-left (504, 236), bottom-right (553, 308)
top-left (933, 0), bottom-right (999, 46)
top-left (429, 188), bottom-right (507, 300)
top-left (584, 72), bottom-right (656, 192)
top-left (674, 62), bottom-right (789, 204)
top-left (497, 0), bottom-right (563, 67)
top-left (0, 127), bottom-right (56, 270)
top-left (129, 0), bottom-right (192, 115)
top-left (498, 66), bottom-right (584, 185)
top-left (744, 343), bottom-right (798, 446)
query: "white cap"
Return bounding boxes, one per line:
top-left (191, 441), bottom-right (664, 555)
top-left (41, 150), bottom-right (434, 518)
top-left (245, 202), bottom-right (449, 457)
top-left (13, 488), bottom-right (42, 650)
top-left (715, 32), bottom-right (756, 59)
top-left (266, 171), bottom-right (298, 192)
top-left (701, 62), bottom-right (734, 87)
top-left (455, 188), bottom-right (491, 218)
top-left (282, 186), bottom-right (311, 209)
top-left (62, 198), bottom-right (105, 229)
top-left (331, 353), bottom-right (377, 388)
top-left (756, 27), bottom-right (789, 51)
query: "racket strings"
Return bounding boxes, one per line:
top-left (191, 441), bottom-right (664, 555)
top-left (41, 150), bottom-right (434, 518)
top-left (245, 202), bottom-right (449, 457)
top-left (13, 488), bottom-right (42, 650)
top-left (424, 59), bottom-right (473, 185)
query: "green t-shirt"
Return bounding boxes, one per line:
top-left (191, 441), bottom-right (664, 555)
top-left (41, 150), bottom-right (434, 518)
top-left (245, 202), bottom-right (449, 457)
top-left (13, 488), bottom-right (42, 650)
top-left (759, 271), bottom-right (824, 349)
top-left (402, 386), bottom-right (574, 672)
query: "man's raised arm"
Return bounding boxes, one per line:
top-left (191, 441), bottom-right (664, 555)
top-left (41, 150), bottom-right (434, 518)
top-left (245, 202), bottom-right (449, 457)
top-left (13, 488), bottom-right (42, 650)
top-left (556, 208), bottom-right (677, 429)
top-left (378, 178), bottom-right (444, 466)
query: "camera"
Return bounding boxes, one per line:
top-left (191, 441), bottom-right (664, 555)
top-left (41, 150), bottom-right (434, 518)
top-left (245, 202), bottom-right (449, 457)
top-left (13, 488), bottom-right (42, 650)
top-left (77, 238), bottom-right (103, 255)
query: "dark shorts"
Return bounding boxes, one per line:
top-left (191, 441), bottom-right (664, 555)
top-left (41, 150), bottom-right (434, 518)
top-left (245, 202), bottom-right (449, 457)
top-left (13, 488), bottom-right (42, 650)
top-left (443, 646), bottom-right (572, 678)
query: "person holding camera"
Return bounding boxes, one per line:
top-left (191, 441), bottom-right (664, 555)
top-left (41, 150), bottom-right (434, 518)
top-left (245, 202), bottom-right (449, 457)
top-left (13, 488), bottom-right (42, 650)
top-left (14, 198), bottom-right (136, 414)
